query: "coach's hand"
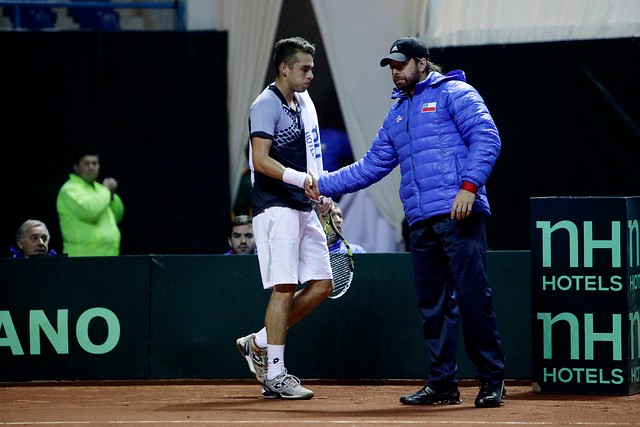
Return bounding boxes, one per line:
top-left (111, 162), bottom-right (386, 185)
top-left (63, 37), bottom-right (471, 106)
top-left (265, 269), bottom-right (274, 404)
top-left (451, 189), bottom-right (475, 220)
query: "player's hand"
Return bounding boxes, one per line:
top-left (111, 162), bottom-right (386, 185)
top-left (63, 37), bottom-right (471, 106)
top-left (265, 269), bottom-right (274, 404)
top-left (303, 174), bottom-right (316, 200)
top-left (310, 174), bottom-right (321, 199)
top-left (316, 196), bottom-right (333, 217)
top-left (451, 189), bottom-right (475, 220)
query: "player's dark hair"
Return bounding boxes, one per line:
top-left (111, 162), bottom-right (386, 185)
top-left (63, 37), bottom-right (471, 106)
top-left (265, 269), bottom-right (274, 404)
top-left (272, 37), bottom-right (315, 76)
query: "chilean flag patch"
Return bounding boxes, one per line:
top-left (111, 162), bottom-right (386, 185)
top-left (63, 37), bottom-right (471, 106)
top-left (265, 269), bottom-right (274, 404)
top-left (422, 102), bottom-right (437, 113)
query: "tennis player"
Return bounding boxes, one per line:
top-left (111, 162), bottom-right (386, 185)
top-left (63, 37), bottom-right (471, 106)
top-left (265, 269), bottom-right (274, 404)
top-left (235, 36), bottom-right (333, 400)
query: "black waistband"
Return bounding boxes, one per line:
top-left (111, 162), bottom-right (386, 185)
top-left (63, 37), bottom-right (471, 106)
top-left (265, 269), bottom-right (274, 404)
top-left (410, 214), bottom-right (449, 230)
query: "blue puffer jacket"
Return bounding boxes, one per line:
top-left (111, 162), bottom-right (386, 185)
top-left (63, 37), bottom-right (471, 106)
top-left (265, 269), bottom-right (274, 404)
top-left (318, 70), bottom-right (501, 227)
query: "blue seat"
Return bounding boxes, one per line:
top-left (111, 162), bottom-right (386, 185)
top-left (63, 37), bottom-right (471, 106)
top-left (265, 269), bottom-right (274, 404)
top-left (68, 0), bottom-right (120, 30)
top-left (3, 5), bottom-right (57, 29)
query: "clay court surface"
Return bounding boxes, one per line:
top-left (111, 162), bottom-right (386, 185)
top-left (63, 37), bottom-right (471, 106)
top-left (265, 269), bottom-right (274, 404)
top-left (1, 380), bottom-right (640, 426)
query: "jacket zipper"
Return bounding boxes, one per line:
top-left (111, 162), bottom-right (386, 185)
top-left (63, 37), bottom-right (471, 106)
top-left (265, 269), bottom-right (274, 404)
top-left (405, 96), bottom-right (425, 223)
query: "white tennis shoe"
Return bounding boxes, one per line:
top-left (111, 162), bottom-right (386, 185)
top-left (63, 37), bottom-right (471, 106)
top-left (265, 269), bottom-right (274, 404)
top-left (235, 333), bottom-right (268, 383)
top-left (263, 370), bottom-right (314, 400)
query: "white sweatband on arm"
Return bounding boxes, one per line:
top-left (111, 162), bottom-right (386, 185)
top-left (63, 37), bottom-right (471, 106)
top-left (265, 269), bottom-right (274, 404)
top-left (282, 167), bottom-right (310, 189)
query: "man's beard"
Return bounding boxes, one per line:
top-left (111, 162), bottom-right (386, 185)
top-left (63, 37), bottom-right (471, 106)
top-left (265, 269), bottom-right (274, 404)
top-left (395, 68), bottom-right (421, 92)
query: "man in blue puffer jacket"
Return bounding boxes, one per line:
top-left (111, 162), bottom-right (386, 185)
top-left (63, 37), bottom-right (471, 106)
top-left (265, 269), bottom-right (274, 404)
top-left (313, 36), bottom-right (507, 408)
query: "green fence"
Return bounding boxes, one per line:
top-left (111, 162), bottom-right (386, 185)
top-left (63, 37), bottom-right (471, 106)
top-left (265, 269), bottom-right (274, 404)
top-left (0, 252), bottom-right (530, 382)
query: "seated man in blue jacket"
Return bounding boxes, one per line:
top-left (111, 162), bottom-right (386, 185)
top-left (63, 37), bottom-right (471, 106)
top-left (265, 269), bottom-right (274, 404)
top-left (315, 202), bottom-right (366, 255)
top-left (10, 219), bottom-right (58, 258)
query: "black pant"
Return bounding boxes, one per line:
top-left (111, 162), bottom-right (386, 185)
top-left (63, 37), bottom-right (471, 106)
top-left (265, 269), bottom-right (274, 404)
top-left (410, 213), bottom-right (506, 386)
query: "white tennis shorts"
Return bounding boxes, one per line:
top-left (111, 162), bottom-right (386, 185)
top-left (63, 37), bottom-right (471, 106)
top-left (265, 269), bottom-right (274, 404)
top-left (253, 206), bottom-right (332, 289)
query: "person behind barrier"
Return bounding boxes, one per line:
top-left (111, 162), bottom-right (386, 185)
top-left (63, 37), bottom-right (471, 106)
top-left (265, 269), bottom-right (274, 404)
top-left (319, 128), bottom-right (354, 173)
top-left (224, 215), bottom-right (256, 255)
top-left (9, 219), bottom-right (58, 258)
top-left (313, 36), bottom-right (506, 408)
top-left (315, 202), bottom-right (366, 255)
top-left (56, 149), bottom-right (125, 256)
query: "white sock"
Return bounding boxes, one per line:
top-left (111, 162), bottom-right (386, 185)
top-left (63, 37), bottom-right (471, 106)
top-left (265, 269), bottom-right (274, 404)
top-left (255, 328), bottom-right (268, 348)
top-left (266, 344), bottom-right (285, 380)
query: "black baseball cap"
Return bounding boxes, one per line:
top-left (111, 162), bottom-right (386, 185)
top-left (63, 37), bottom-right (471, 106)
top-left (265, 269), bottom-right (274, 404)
top-left (380, 36), bottom-right (430, 67)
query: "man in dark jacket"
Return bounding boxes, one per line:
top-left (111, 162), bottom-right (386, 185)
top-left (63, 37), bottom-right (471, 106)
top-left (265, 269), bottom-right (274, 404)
top-left (313, 36), bottom-right (506, 408)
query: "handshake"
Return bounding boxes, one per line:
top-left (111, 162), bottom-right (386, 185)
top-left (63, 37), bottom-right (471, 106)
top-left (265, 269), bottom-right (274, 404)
top-left (305, 174), bottom-right (321, 201)
top-left (281, 167), bottom-right (331, 213)
top-left (282, 167), bottom-right (323, 201)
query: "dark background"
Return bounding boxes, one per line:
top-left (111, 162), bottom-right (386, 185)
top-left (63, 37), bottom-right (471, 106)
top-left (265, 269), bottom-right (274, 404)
top-left (2, 31), bottom-right (230, 255)
top-left (274, 2), bottom-right (640, 251)
top-left (1, 27), bottom-right (639, 255)
top-left (432, 37), bottom-right (640, 249)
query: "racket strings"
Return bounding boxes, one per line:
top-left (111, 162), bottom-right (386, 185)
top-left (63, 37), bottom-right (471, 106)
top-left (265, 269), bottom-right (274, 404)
top-left (324, 213), bottom-right (354, 299)
top-left (329, 253), bottom-right (353, 298)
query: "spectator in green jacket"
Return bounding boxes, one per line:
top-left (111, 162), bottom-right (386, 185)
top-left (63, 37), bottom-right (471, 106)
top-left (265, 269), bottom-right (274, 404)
top-left (56, 149), bottom-right (124, 256)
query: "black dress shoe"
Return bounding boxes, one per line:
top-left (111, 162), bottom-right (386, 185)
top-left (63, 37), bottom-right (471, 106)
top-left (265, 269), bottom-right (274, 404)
top-left (400, 384), bottom-right (461, 405)
top-left (474, 380), bottom-right (506, 408)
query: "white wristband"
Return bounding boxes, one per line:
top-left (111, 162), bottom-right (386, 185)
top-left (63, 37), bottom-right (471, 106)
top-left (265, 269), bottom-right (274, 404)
top-left (282, 167), bottom-right (310, 189)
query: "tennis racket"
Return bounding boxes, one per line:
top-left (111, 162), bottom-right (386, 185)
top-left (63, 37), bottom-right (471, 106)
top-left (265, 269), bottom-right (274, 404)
top-left (324, 212), bottom-right (355, 299)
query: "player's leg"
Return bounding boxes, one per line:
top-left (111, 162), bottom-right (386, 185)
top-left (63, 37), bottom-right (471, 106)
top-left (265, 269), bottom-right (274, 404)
top-left (259, 208), bottom-right (315, 399)
top-left (290, 209), bottom-right (333, 326)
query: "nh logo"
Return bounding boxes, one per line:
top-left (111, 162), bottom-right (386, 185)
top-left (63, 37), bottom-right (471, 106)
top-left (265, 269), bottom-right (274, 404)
top-left (536, 220), bottom-right (627, 268)
top-left (537, 312), bottom-right (623, 360)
